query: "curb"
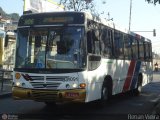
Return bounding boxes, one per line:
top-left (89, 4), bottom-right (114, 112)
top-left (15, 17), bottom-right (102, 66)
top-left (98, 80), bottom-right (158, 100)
top-left (0, 92), bottom-right (12, 98)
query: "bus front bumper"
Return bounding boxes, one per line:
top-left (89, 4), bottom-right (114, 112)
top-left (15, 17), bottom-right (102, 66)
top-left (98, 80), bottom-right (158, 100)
top-left (12, 87), bottom-right (86, 103)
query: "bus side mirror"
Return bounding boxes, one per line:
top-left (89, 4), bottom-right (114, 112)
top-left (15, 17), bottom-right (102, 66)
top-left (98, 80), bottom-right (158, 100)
top-left (4, 35), bottom-right (9, 47)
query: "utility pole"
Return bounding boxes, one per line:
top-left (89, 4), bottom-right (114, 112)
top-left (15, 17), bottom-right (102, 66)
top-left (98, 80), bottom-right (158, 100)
top-left (129, 0), bottom-right (132, 31)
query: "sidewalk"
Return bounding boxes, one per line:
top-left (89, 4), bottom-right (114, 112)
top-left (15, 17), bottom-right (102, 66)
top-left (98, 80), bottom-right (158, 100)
top-left (150, 72), bottom-right (160, 114)
top-left (0, 79), bottom-right (12, 98)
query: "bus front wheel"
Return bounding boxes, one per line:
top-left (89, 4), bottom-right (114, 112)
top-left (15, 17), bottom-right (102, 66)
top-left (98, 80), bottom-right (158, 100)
top-left (100, 81), bottom-right (111, 105)
top-left (101, 83), bottom-right (109, 102)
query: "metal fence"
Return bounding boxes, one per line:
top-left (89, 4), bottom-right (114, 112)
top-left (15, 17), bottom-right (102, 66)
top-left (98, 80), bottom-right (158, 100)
top-left (0, 69), bottom-right (12, 91)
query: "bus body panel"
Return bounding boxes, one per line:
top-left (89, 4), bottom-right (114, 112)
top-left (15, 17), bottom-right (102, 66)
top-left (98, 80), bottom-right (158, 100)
top-left (12, 59), bottom-right (153, 103)
top-left (13, 71), bottom-right (87, 102)
top-left (83, 59), bottom-right (152, 102)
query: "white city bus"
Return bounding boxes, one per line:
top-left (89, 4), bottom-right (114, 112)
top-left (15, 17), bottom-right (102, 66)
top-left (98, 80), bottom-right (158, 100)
top-left (12, 11), bottom-right (153, 105)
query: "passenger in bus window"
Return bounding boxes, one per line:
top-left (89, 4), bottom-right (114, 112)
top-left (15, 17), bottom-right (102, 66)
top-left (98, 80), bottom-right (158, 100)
top-left (34, 47), bottom-right (45, 68)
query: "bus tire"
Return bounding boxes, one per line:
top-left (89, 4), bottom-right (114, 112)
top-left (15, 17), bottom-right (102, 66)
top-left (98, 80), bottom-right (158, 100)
top-left (100, 77), bottom-right (112, 105)
top-left (133, 74), bottom-right (142, 96)
top-left (101, 82), bottom-right (109, 103)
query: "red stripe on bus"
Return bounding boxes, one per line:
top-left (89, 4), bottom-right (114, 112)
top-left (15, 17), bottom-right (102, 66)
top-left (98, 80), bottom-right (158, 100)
top-left (123, 60), bottom-right (136, 92)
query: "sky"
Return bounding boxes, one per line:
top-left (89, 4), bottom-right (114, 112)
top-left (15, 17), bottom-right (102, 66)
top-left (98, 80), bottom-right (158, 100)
top-left (0, 0), bottom-right (160, 53)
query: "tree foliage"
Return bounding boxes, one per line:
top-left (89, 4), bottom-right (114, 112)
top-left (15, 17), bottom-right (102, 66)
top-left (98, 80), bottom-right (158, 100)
top-left (59, 0), bottom-right (107, 22)
top-left (59, 0), bottom-right (95, 12)
top-left (146, 0), bottom-right (160, 5)
top-left (9, 13), bottom-right (20, 21)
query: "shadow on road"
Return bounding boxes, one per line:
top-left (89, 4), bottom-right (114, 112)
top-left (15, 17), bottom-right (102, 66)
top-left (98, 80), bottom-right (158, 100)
top-left (30, 92), bottom-right (139, 120)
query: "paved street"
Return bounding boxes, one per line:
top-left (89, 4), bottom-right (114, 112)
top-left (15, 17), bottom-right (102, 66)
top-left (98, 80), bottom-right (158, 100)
top-left (0, 73), bottom-right (160, 120)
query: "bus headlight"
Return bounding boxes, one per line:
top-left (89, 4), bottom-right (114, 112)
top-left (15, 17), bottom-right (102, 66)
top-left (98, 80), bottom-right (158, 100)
top-left (15, 82), bottom-right (26, 87)
top-left (15, 82), bottom-right (21, 86)
top-left (72, 83), bottom-right (78, 88)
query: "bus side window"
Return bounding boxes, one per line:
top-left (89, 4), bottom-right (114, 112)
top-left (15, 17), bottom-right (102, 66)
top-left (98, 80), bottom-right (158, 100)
top-left (145, 42), bottom-right (151, 61)
top-left (101, 28), bottom-right (113, 58)
top-left (87, 31), bottom-right (93, 53)
top-left (124, 34), bottom-right (129, 59)
top-left (92, 30), bottom-right (100, 55)
top-left (148, 43), bottom-right (152, 61)
top-left (132, 38), bottom-right (138, 60)
top-left (114, 30), bottom-right (124, 59)
top-left (87, 30), bottom-right (100, 55)
top-left (128, 35), bottom-right (133, 59)
top-left (138, 39), bottom-right (144, 60)
top-left (128, 36), bottom-right (138, 60)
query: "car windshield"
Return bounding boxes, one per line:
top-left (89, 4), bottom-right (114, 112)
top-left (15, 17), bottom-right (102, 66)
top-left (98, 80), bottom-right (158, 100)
top-left (15, 27), bottom-right (86, 69)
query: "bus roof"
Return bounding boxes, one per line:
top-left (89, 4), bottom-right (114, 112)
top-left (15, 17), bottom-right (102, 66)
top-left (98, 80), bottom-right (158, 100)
top-left (84, 12), bottom-right (151, 42)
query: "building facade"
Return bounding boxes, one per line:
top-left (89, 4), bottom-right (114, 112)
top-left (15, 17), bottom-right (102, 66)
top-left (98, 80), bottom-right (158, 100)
top-left (0, 17), bottom-right (17, 70)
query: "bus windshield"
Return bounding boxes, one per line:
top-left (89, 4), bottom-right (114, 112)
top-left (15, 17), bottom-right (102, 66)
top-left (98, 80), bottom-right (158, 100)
top-left (15, 26), bottom-right (86, 69)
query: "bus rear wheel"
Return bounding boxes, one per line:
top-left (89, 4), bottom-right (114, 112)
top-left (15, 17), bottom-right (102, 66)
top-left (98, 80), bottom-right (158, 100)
top-left (133, 75), bottom-right (142, 96)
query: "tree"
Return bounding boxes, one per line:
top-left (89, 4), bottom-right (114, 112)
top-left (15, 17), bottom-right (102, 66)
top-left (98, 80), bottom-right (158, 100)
top-left (58, 0), bottom-right (109, 23)
top-left (146, 0), bottom-right (160, 5)
top-left (0, 7), bottom-right (19, 21)
top-left (59, 0), bottom-right (108, 21)
top-left (59, 0), bottom-right (95, 12)
top-left (9, 13), bottom-right (20, 21)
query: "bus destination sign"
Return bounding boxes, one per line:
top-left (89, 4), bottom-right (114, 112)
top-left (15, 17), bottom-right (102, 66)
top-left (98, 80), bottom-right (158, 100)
top-left (18, 12), bottom-right (85, 26)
